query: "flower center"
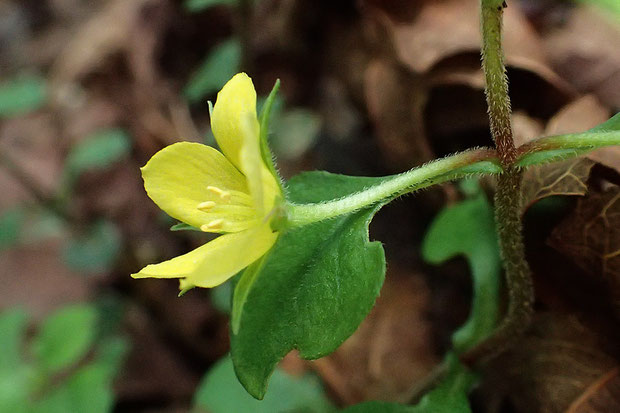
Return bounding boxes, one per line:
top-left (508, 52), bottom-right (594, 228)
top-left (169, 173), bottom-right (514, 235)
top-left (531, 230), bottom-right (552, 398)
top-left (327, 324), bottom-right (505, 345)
top-left (196, 185), bottom-right (258, 232)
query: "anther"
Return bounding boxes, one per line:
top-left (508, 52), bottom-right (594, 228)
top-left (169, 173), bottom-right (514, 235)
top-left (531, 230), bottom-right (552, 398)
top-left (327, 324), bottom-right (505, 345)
top-left (207, 186), bottom-right (231, 201)
top-left (197, 201), bottom-right (216, 211)
top-left (201, 219), bottom-right (224, 231)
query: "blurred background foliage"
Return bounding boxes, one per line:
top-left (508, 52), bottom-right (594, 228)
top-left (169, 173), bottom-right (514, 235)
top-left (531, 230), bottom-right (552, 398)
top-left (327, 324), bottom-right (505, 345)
top-left (0, 0), bottom-right (619, 411)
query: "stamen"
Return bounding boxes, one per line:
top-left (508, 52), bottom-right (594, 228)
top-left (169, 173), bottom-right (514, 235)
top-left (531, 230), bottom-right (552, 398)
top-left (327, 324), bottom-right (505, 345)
top-left (207, 186), bottom-right (231, 201)
top-left (201, 219), bottom-right (224, 231)
top-left (197, 201), bottom-right (216, 211)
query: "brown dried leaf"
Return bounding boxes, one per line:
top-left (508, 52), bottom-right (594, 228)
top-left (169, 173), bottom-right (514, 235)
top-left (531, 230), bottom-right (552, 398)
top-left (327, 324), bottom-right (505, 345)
top-left (364, 59), bottom-right (433, 168)
top-left (512, 110), bottom-right (545, 148)
top-left (368, 0), bottom-right (545, 73)
top-left (549, 186), bottom-right (620, 317)
top-left (566, 368), bottom-right (620, 413)
top-left (543, 6), bottom-right (620, 109)
top-left (0, 240), bottom-right (92, 321)
top-left (366, 0), bottom-right (573, 102)
top-left (520, 96), bottom-right (612, 211)
top-left (541, 95), bottom-right (620, 174)
top-left (51, 0), bottom-right (157, 85)
top-left (545, 95), bottom-right (610, 136)
top-left (521, 157), bottom-right (595, 213)
top-left (482, 313), bottom-right (619, 413)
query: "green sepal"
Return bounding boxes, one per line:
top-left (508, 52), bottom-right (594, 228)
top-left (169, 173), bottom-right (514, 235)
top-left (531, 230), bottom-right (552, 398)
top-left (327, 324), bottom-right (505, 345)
top-left (516, 113), bottom-right (620, 167)
top-left (170, 222), bottom-right (202, 232)
top-left (231, 171), bottom-right (387, 399)
top-left (258, 79), bottom-right (284, 191)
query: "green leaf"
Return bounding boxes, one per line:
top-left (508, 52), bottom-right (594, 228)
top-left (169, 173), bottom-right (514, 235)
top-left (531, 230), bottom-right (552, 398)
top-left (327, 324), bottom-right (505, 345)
top-left (0, 365), bottom-right (32, 413)
top-left (184, 39), bottom-right (241, 103)
top-left (94, 336), bottom-right (130, 381)
top-left (345, 355), bottom-right (473, 413)
top-left (35, 335), bottom-right (128, 413)
top-left (0, 207), bottom-right (25, 250)
top-left (231, 172), bottom-right (386, 399)
top-left (0, 310), bottom-right (32, 413)
top-left (63, 128), bottom-right (131, 187)
top-left (184, 0), bottom-right (237, 12)
top-left (20, 207), bottom-right (67, 243)
top-left (32, 304), bottom-right (98, 373)
top-left (36, 364), bottom-right (114, 413)
top-left (516, 113), bottom-right (620, 167)
top-left (421, 192), bottom-right (500, 352)
top-left (416, 189), bottom-right (500, 413)
top-left (62, 220), bottom-right (121, 273)
top-left (0, 309), bottom-right (28, 372)
top-left (576, 0), bottom-right (620, 22)
top-left (194, 355), bottom-right (334, 413)
top-left (409, 358), bottom-right (473, 413)
top-left (0, 74), bottom-right (47, 118)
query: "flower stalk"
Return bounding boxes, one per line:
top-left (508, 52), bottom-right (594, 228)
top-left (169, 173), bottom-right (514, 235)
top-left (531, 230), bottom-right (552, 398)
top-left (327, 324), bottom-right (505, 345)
top-left (286, 149), bottom-right (501, 228)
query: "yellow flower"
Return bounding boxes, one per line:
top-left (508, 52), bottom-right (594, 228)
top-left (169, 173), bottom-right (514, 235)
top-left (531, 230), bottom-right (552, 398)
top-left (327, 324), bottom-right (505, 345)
top-left (132, 73), bottom-right (281, 290)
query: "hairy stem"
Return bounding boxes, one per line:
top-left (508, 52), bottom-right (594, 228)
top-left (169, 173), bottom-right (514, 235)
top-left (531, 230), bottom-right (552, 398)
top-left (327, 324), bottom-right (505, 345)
top-left (461, 169), bottom-right (533, 365)
top-left (481, 0), bottom-right (515, 166)
top-left (287, 149), bottom-right (501, 227)
top-left (460, 0), bottom-right (534, 367)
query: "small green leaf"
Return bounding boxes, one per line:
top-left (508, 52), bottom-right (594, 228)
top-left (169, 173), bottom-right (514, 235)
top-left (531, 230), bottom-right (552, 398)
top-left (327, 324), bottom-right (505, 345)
top-left (0, 309), bottom-right (29, 372)
top-left (346, 355), bottom-right (473, 413)
top-left (194, 355), bottom-right (334, 413)
top-left (422, 191), bottom-right (500, 352)
top-left (184, 0), bottom-right (237, 12)
top-left (0, 207), bottom-right (25, 250)
top-left (0, 74), bottom-right (47, 118)
top-left (0, 366), bottom-right (32, 413)
top-left (231, 172), bottom-right (387, 399)
top-left (93, 336), bottom-right (130, 382)
top-left (516, 113), bottom-right (620, 167)
top-left (32, 304), bottom-right (98, 373)
top-left (62, 220), bottom-right (121, 273)
top-left (184, 39), bottom-right (241, 103)
top-left (409, 358), bottom-right (473, 413)
top-left (36, 364), bottom-right (114, 413)
top-left (63, 128), bottom-right (131, 187)
top-left (20, 208), bottom-right (67, 243)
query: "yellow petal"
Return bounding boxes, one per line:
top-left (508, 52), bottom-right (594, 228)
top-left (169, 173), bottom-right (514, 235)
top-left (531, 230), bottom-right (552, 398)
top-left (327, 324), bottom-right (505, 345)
top-left (211, 73), bottom-right (258, 171)
top-left (132, 223), bottom-right (278, 288)
top-left (238, 109), bottom-right (281, 215)
top-left (142, 142), bottom-right (255, 230)
top-left (239, 110), bottom-right (264, 214)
